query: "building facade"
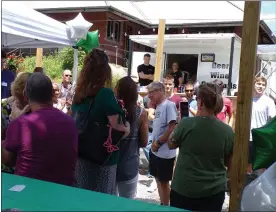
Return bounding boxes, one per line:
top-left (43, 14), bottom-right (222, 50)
top-left (28, 7), bottom-right (276, 67)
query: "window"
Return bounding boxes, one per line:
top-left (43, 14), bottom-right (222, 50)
top-left (107, 18), bottom-right (121, 42)
top-left (125, 26), bottom-right (133, 50)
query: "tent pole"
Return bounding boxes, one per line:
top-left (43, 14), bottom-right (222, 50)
top-left (154, 19), bottom-right (166, 81)
top-left (72, 47), bottom-right (78, 83)
top-left (227, 37), bottom-right (235, 96)
top-left (229, 1), bottom-right (261, 211)
top-left (35, 48), bottom-right (43, 67)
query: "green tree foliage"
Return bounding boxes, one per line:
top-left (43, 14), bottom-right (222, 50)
top-left (57, 47), bottom-right (86, 71)
top-left (20, 47), bottom-right (86, 82)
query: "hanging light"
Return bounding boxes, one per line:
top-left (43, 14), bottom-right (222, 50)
top-left (138, 30), bottom-right (141, 34)
top-left (182, 29), bottom-right (185, 33)
top-left (124, 32), bottom-right (127, 36)
top-left (111, 33), bottom-right (114, 37)
top-left (198, 32), bottom-right (201, 34)
top-left (98, 33), bottom-right (100, 37)
top-left (166, 27), bottom-right (169, 30)
top-left (153, 28), bottom-right (155, 32)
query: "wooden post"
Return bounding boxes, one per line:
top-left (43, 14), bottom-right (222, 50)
top-left (154, 19), bottom-right (166, 81)
top-left (229, 1), bottom-right (261, 211)
top-left (35, 48), bottom-right (43, 67)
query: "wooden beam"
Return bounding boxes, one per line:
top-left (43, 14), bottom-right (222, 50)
top-left (229, 1), bottom-right (261, 211)
top-left (35, 48), bottom-right (43, 67)
top-left (154, 19), bottom-right (166, 81)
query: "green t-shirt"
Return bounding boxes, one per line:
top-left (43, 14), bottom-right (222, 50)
top-left (171, 116), bottom-right (234, 198)
top-left (72, 88), bottom-right (123, 166)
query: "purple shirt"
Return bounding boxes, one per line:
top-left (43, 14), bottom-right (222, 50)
top-left (4, 107), bottom-right (78, 186)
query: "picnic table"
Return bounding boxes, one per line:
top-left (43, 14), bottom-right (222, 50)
top-left (2, 173), bottom-right (186, 211)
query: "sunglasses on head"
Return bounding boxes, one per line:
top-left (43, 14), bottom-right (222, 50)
top-left (65, 75), bottom-right (72, 77)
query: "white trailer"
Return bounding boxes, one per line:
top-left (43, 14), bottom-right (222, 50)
top-left (129, 33), bottom-right (242, 96)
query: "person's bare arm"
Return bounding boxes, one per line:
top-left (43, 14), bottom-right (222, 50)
top-left (148, 108), bottom-right (155, 121)
top-left (189, 107), bottom-right (197, 116)
top-left (158, 121), bottom-right (176, 144)
top-left (225, 153), bottom-right (233, 177)
top-left (152, 121), bottom-right (176, 152)
top-left (1, 141), bottom-right (16, 167)
top-left (168, 131), bottom-right (179, 149)
top-left (108, 115), bottom-right (130, 139)
top-left (144, 74), bottom-right (154, 80)
top-left (139, 109), bottom-right (148, 148)
top-left (178, 77), bottom-right (184, 86)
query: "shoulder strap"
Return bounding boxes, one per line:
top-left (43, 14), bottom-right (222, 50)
top-left (82, 97), bottom-right (95, 124)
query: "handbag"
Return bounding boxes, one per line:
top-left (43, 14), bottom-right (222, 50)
top-left (73, 97), bottom-right (126, 165)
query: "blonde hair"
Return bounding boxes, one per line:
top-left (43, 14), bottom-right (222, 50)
top-left (11, 72), bottom-right (32, 105)
top-left (198, 83), bottom-right (223, 115)
top-left (254, 76), bottom-right (267, 87)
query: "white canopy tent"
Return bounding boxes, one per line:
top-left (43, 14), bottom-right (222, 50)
top-left (2, 1), bottom-right (75, 48)
top-left (22, 1), bottom-right (274, 26)
top-left (2, 1), bottom-right (79, 80)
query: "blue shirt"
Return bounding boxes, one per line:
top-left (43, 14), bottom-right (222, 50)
top-left (1, 69), bottom-right (15, 99)
top-left (188, 99), bottom-right (198, 117)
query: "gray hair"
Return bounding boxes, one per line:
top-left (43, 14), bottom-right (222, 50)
top-left (147, 81), bottom-right (165, 93)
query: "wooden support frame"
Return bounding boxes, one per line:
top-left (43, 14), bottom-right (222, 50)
top-left (229, 1), bottom-right (261, 211)
top-left (154, 19), bottom-right (166, 81)
top-left (35, 48), bottom-right (43, 67)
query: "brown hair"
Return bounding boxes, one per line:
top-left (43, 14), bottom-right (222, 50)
top-left (213, 79), bottom-right (224, 94)
top-left (73, 48), bottom-right (112, 104)
top-left (185, 81), bottom-right (194, 88)
top-left (11, 72), bottom-right (32, 108)
top-left (254, 76), bottom-right (267, 87)
top-left (198, 83), bottom-right (223, 115)
top-left (33, 67), bottom-right (44, 74)
top-left (164, 74), bottom-right (174, 81)
top-left (116, 77), bottom-right (138, 123)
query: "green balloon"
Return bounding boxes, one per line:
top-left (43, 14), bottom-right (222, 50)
top-left (252, 116), bottom-right (276, 170)
top-left (76, 30), bottom-right (99, 53)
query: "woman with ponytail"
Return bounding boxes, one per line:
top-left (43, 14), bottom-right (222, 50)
top-left (168, 83), bottom-right (234, 211)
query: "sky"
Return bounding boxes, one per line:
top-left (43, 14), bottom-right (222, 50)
top-left (261, 1), bottom-right (276, 34)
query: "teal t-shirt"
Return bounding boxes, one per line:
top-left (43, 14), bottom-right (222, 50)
top-left (72, 88), bottom-right (123, 166)
top-left (172, 116), bottom-right (234, 198)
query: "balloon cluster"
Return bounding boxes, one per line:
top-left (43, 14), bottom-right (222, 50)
top-left (66, 13), bottom-right (99, 53)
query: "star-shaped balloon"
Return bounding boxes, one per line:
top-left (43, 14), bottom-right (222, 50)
top-left (76, 30), bottom-right (99, 53)
top-left (66, 13), bottom-right (93, 40)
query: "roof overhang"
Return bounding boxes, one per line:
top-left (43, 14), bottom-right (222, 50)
top-left (129, 33), bottom-right (242, 54)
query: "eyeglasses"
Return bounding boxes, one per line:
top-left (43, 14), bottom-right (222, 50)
top-left (65, 75), bottom-right (72, 77)
top-left (185, 89), bottom-right (194, 93)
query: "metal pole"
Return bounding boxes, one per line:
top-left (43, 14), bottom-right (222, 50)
top-left (227, 36), bottom-right (235, 96)
top-left (115, 46), bottom-right (118, 66)
top-left (127, 38), bottom-right (132, 76)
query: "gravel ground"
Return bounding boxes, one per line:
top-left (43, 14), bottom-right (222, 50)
top-left (136, 149), bottom-right (230, 210)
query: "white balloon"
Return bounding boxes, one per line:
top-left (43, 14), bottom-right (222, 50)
top-left (66, 13), bottom-right (93, 40)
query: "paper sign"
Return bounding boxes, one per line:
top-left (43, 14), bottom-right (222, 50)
top-left (1, 82), bottom-right (8, 87)
top-left (9, 185), bottom-right (26, 192)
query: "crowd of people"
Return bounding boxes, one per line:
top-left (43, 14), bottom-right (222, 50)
top-left (1, 50), bottom-right (276, 211)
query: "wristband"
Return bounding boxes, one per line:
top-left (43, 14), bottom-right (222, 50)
top-left (157, 140), bottom-right (162, 146)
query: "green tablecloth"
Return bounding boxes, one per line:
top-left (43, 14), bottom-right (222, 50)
top-left (2, 173), bottom-right (186, 211)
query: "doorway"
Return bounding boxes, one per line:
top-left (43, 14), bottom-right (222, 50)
top-left (165, 54), bottom-right (199, 82)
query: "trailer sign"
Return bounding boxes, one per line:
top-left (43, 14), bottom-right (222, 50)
top-left (201, 54), bottom-right (215, 62)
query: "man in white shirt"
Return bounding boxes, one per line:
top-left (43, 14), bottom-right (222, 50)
top-left (147, 82), bottom-right (177, 206)
top-left (248, 76), bottom-right (276, 173)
